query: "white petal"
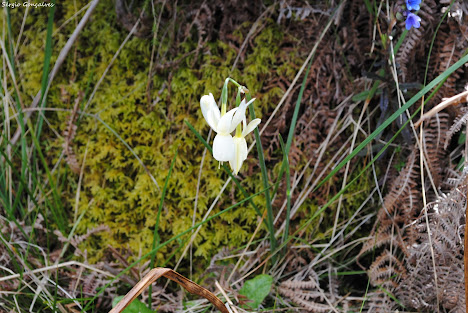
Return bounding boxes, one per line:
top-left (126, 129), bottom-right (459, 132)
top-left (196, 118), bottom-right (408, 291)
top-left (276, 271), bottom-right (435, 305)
top-left (200, 93), bottom-right (220, 130)
top-left (217, 107), bottom-right (238, 134)
top-left (242, 118), bottom-right (261, 137)
top-left (229, 98), bottom-right (256, 133)
top-left (230, 137), bottom-right (248, 174)
top-left (213, 134), bottom-right (234, 161)
top-left (207, 109), bottom-right (219, 131)
top-left (238, 137), bottom-right (248, 160)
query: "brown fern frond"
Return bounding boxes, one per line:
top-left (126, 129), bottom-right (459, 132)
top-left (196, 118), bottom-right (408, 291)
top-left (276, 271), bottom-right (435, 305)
top-left (397, 168), bottom-right (466, 312)
top-left (54, 224), bottom-right (110, 257)
top-left (380, 151), bottom-right (420, 217)
top-left (358, 231), bottom-right (406, 260)
top-left (281, 280), bottom-right (320, 290)
top-left (63, 93), bottom-right (83, 174)
top-left (446, 106), bottom-right (468, 149)
top-left (279, 278), bottom-right (333, 313)
top-left (289, 297), bottom-right (330, 312)
top-left (364, 291), bottom-right (397, 313)
top-left (423, 113), bottom-right (450, 187)
top-left (428, 22), bottom-right (467, 109)
top-left (70, 225), bottom-right (110, 249)
top-left (279, 286), bottom-right (323, 301)
top-left (360, 112), bottom-right (451, 297)
top-left (368, 249), bottom-right (406, 288)
top-left (396, 0), bottom-right (437, 81)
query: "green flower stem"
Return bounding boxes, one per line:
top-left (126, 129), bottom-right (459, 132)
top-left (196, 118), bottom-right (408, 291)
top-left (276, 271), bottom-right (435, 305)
top-left (228, 77), bottom-right (241, 88)
top-left (246, 93), bottom-right (278, 261)
top-left (236, 86), bottom-right (241, 106)
top-left (236, 87), bottom-right (242, 136)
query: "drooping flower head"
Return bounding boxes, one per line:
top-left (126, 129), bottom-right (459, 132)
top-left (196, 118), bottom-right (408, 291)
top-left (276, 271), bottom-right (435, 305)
top-left (405, 12), bottom-right (421, 30)
top-left (200, 93), bottom-right (255, 162)
top-left (406, 0), bottom-right (421, 11)
top-left (200, 78), bottom-right (261, 175)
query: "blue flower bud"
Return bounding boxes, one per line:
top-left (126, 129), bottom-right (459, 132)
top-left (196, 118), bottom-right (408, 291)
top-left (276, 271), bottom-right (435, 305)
top-left (405, 0), bottom-right (421, 11)
top-left (405, 12), bottom-right (421, 30)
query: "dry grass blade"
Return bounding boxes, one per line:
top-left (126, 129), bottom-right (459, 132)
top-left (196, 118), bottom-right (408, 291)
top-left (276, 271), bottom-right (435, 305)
top-left (414, 89), bottom-right (468, 128)
top-left (110, 267), bottom-right (229, 313)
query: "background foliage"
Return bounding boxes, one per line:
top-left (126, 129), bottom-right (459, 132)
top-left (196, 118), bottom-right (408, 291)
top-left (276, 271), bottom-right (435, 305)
top-left (2, 0), bottom-right (468, 312)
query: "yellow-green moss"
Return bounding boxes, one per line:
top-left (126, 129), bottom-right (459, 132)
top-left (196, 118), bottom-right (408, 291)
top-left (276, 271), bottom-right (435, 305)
top-left (9, 2), bottom-right (372, 272)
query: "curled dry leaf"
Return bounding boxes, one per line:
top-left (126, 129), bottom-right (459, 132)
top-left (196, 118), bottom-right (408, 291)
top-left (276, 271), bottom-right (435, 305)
top-left (109, 267), bottom-right (229, 313)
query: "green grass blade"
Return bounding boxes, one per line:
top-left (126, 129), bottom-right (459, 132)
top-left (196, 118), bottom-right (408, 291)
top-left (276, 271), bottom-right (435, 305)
top-left (278, 135), bottom-right (290, 257)
top-left (5, 7), bottom-right (27, 219)
top-left (247, 93), bottom-right (277, 258)
top-left (0, 135), bottom-right (62, 236)
top-left (393, 30), bottom-right (407, 55)
top-left (27, 119), bottom-right (66, 233)
top-left (148, 150), bottom-right (177, 308)
top-left (35, 1), bottom-right (56, 139)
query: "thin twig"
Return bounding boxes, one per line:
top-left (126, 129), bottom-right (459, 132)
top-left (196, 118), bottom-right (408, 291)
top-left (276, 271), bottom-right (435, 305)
top-left (215, 281), bottom-right (238, 313)
top-left (0, 260), bottom-right (114, 282)
top-left (415, 89), bottom-right (468, 128)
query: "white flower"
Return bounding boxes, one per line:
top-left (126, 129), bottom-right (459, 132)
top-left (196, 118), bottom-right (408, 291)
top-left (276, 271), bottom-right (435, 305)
top-left (200, 93), bottom-right (255, 162)
top-left (229, 117), bottom-right (261, 175)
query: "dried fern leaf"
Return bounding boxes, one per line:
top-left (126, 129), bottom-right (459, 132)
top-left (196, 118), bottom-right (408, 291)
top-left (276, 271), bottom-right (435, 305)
top-left (63, 93), bottom-right (83, 174)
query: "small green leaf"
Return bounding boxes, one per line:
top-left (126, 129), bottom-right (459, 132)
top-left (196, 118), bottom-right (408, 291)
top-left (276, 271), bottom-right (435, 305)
top-left (112, 296), bottom-right (157, 313)
top-left (239, 274), bottom-right (273, 309)
top-left (458, 131), bottom-right (465, 145)
top-left (352, 90), bottom-right (370, 102)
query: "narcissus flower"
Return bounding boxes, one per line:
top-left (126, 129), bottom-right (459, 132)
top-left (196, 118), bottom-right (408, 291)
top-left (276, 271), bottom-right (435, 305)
top-left (200, 94), bottom-right (255, 162)
top-left (405, 12), bottom-right (421, 30)
top-left (230, 117), bottom-right (261, 175)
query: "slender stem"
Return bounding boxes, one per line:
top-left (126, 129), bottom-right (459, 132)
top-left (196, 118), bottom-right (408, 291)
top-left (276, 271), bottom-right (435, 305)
top-left (235, 88), bottom-right (242, 137)
top-left (228, 77), bottom-right (241, 88)
top-left (246, 93), bottom-right (277, 260)
top-left (278, 135), bottom-right (291, 257)
top-left (148, 151), bottom-right (177, 308)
